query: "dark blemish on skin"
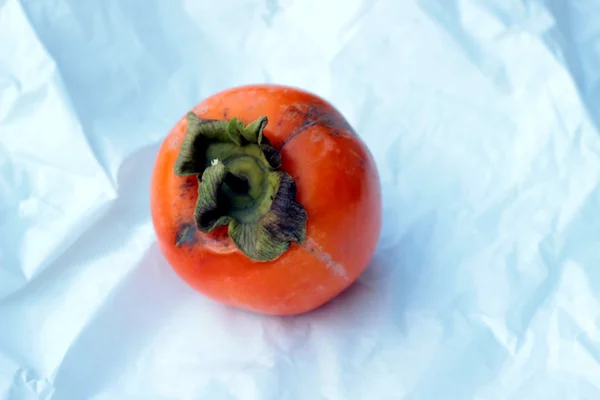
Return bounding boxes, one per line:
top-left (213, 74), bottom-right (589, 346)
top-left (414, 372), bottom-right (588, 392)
top-left (278, 101), bottom-right (357, 150)
top-left (175, 223), bottom-right (198, 247)
top-left (223, 108), bottom-right (230, 118)
top-left (180, 178), bottom-right (197, 198)
top-left (180, 179), bottom-right (196, 190)
top-left (208, 226), bottom-right (231, 246)
top-left (278, 104), bottom-right (321, 149)
top-left (175, 223), bottom-right (232, 249)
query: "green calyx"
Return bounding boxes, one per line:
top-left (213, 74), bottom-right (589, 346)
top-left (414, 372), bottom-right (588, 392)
top-left (174, 112), bottom-right (308, 262)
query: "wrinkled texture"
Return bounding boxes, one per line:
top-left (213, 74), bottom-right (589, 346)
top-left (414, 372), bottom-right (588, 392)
top-left (1, 0), bottom-right (600, 398)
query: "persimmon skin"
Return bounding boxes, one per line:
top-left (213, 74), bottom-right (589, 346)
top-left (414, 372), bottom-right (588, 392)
top-left (150, 84), bottom-right (381, 315)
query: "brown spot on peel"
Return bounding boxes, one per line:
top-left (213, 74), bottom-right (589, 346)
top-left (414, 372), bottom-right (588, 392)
top-left (179, 178), bottom-right (196, 191)
top-left (278, 101), bottom-right (357, 150)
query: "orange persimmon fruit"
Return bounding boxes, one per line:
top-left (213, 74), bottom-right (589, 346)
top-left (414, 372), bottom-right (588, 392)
top-left (150, 84), bottom-right (381, 315)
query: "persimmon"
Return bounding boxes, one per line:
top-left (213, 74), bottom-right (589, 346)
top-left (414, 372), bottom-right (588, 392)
top-left (150, 84), bottom-right (381, 315)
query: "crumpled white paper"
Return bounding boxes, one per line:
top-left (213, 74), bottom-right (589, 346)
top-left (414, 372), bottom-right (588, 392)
top-left (1, 0), bottom-right (600, 398)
